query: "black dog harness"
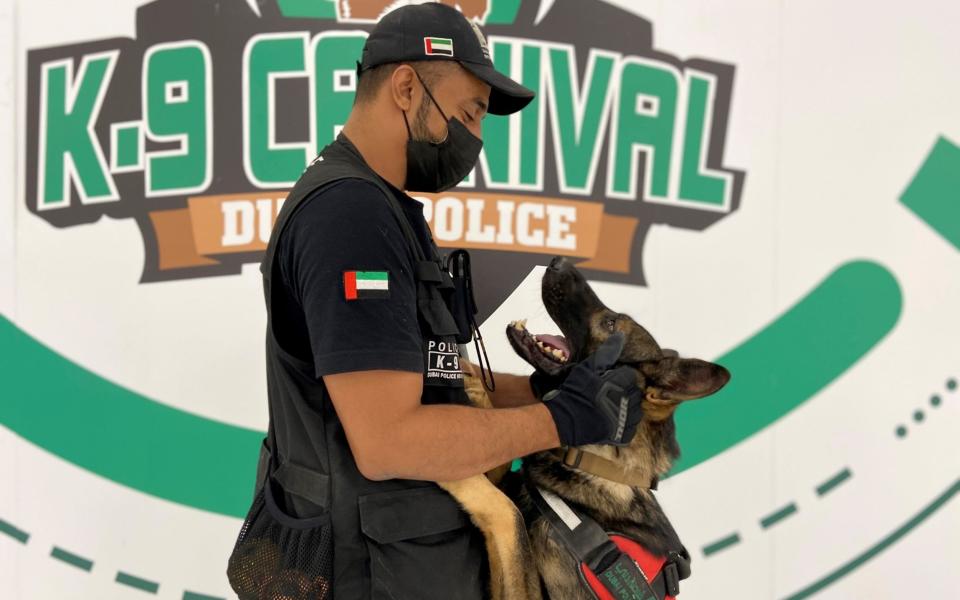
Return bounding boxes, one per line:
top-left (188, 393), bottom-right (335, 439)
top-left (522, 469), bottom-right (690, 600)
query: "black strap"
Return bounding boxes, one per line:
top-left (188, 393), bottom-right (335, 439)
top-left (416, 260), bottom-right (445, 282)
top-left (444, 249), bottom-right (495, 392)
top-left (646, 549), bottom-right (689, 597)
top-left (525, 476), bottom-right (616, 573)
top-left (522, 468), bottom-right (688, 599)
top-left (272, 460), bottom-right (331, 507)
top-left (333, 136), bottom-right (427, 265)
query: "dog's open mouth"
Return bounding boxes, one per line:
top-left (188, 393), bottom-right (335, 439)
top-left (506, 319), bottom-right (572, 375)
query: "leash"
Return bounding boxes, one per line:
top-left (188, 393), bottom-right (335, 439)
top-left (521, 467), bottom-right (690, 599)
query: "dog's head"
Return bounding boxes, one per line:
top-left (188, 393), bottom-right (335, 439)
top-left (507, 256), bottom-right (730, 425)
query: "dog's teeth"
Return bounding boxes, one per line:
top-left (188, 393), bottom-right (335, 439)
top-left (551, 348), bottom-right (562, 358)
top-left (536, 341), bottom-right (545, 348)
top-left (518, 319), bottom-right (527, 330)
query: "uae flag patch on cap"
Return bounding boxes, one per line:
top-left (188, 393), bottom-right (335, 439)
top-left (343, 270), bottom-right (389, 300)
top-left (424, 37), bottom-right (454, 57)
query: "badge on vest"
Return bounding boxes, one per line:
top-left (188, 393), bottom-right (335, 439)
top-left (343, 270), bottom-right (389, 301)
top-left (425, 338), bottom-right (463, 385)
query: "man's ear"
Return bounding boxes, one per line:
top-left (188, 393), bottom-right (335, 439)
top-left (641, 357), bottom-right (730, 402)
top-left (390, 64), bottom-right (417, 111)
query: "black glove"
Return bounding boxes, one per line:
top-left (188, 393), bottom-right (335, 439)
top-left (538, 332), bottom-right (644, 447)
top-left (529, 367), bottom-right (571, 400)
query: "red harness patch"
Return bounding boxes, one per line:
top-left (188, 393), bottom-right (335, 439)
top-left (579, 535), bottom-right (675, 600)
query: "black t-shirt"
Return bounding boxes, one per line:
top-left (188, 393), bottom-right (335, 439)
top-left (271, 176), bottom-right (467, 396)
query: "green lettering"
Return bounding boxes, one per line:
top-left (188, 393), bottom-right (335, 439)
top-left (143, 42), bottom-right (211, 195)
top-left (611, 58), bottom-right (678, 200)
top-left (39, 52), bottom-right (118, 208)
top-left (480, 40), bottom-right (512, 186)
top-left (547, 47), bottom-right (615, 193)
top-left (112, 122), bottom-right (142, 170)
top-left (313, 32), bottom-right (366, 148)
top-left (679, 73), bottom-right (728, 207)
top-left (245, 34), bottom-right (310, 187)
top-left (518, 44), bottom-right (542, 186)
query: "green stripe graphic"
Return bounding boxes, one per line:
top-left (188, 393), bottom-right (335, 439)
top-left (51, 546), bottom-right (94, 571)
top-left (0, 518), bottom-right (30, 543)
top-left (275, 1), bottom-right (522, 25)
top-left (760, 503), bottom-right (798, 529)
top-left (0, 316), bottom-right (263, 518)
top-left (0, 261), bottom-right (900, 517)
top-left (672, 261), bottom-right (901, 475)
top-left (816, 468), bottom-right (853, 497)
top-left (702, 533), bottom-right (741, 556)
top-left (116, 571), bottom-right (159, 594)
top-left (900, 136), bottom-right (960, 251)
top-left (183, 592), bottom-right (226, 600)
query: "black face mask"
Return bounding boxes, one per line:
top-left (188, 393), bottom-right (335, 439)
top-left (403, 70), bottom-right (483, 193)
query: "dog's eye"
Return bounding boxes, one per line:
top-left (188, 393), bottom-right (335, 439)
top-left (604, 317), bottom-right (616, 331)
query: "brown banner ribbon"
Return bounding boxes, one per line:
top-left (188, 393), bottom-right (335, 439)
top-left (148, 190), bottom-right (638, 273)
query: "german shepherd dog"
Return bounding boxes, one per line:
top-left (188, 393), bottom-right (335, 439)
top-left (443, 255), bottom-right (730, 599)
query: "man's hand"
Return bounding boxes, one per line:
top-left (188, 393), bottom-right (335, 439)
top-left (539, 332), bottom-right (644, 447)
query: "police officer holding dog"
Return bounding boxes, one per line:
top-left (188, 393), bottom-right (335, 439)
top-left (228, 3), bottom-right (645, 599)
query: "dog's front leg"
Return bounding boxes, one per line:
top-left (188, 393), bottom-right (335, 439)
top-left (438, 476), bottom-right (542, 600)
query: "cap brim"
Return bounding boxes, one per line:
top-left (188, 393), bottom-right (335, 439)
top-left (458, 61), bottom-right (535, 116)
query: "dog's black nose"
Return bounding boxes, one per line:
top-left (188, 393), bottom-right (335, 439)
top-left (548, 256), bottom-right (566, 270)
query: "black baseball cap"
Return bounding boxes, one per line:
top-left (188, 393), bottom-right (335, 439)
top-left (358, 2), bottom-right (535, 115)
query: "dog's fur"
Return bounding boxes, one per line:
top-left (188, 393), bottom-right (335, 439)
top-left (439, 256), bottom-right (730, 599)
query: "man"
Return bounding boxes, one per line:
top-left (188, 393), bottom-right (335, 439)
top-left (252, 3), bottom-right (645, 598)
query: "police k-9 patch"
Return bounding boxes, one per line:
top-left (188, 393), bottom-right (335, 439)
top-left (343, 270), bottom-right (389, 300)
top-left (425, 338), bottom-right (463, 385)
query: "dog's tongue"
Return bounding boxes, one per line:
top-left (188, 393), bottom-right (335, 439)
top-left (536, 334), bottom-right (570, 356)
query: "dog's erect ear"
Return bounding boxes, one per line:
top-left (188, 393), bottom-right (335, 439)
top-left (641, 357), bottom-right (730, 402)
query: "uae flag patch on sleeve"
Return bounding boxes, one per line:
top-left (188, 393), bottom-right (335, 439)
top-left (343, 270), bottom-right (390, 300)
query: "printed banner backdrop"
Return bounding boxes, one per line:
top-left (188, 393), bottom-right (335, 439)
top-left (1, 0), bottom-right (958, 597)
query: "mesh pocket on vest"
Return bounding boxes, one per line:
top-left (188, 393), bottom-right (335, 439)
top-left (227, 478), bottom-right (333, 600)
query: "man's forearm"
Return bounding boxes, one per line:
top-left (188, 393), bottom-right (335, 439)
top-left (371, 402), bottom-right (560, 481)
top-left (462, 359), bottom-right (540, 408)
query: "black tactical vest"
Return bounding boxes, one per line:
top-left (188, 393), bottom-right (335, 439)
top-left (244, 133), bottom-right (487, 599)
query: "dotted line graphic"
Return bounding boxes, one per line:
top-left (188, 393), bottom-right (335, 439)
top-left (782, 478), bottom-right (960, 600)
top-left (51, 546), bottom-right (93, 571)
top-left (0, 517), bottom-right (226, 599)
top-left (703, 374), bottom-right (957, 559)
top-left (896, 377), bottom-right (955, 438)
top-left (701, 466), bottom-right (853, 557)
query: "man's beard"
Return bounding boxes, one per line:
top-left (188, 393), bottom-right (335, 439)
top-left (411, 95), bottom-right (447, 144)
